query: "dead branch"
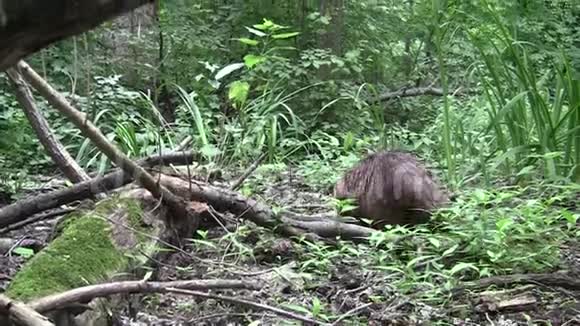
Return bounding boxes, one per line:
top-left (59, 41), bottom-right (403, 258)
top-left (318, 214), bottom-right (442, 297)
top-left (6, 68), bottom-right (90, 183)
top-left (166, 287), bottom-right (331, 326)
top-left (15, 60), bottom-right (198, 241)
top-left (0, 0), bottom-right (154, 71)
top-left (331, 303), bottom-right (374, 326)
top-left (29, 279), bottom-right (262, 313)
top-left (176, 135), bottom-right (193, 152)
top-left (0, 294), bottom-right (54, 326)
top-left (376, 86), bottom-right (474, 102)
top-left (280, 217), bottom-right (375, 240)
top-left (452, 272), bottom-right (580, 298)
top-left (0, 208), bottom-right (74, 235)
top-left (0, 151), bottom-right (197, 228)
top-left (474, 286), bottom-right (538, 313)
top-left (230, 153), bottom-right (267, 191)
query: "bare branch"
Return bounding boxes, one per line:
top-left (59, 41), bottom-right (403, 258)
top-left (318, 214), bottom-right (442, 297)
top-left (29, 279), bottom-right (262, 313)
top-left (166, 287), bottom-right (331, 326)
top-left (0, 294), bottom-right (54, 326)
top-left (230, 153), bottom-right (267, 191)
top-left (376, 86), bottom-right (475, 102)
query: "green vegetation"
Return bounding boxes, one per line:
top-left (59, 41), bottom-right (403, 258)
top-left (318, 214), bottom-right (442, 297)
top-left (6, 198), bottom-right (152, 301)
top-left (1, 0), bottom-right (578, 323)
top-left (6, 216), bottom-right (126, 301)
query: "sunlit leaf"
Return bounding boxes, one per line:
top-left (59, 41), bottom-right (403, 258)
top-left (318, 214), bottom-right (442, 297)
top-left (272, 32), bottom-right (300, 39)
top-left (243, 54), bottom-right (267, 68)
top-left (228, 81), bottom-right (250, 108)
top-left (236, 38), bottom-right (259, 46)
top-left (215, 63), bottom-right (245, 80)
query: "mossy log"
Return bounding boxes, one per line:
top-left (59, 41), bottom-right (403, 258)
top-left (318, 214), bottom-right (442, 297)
top-left (4, 190), bottom-right (166, 325)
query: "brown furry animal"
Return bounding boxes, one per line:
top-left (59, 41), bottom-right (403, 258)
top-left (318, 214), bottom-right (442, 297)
top-left (333, 150), bottom-right (450, 228)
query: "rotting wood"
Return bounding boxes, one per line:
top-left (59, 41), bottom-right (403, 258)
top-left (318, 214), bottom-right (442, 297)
top-left (475, 292), bottom-right (537, 313)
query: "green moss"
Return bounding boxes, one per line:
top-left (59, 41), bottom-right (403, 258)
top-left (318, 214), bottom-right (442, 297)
top-left (6, 216), bottom-right (127, 301)
top-left (94, 196), bottom-right (152, 243)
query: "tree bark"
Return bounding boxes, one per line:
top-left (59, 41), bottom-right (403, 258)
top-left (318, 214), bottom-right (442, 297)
top-left (318, 0), bottom-right (345, 55)
top-left (0, 0), bottom-right (155, 71)
top-left (6, 67), bottom-right (90, 184)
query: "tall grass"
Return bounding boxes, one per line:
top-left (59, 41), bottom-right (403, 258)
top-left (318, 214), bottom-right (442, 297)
top-left (432, 0), bottom-right (457, 188)
top-left (470, 5), bottom-right (579, 182)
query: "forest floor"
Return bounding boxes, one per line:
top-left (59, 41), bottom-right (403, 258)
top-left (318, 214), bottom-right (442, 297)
top-left (0, 165), bottom-right (579, 325)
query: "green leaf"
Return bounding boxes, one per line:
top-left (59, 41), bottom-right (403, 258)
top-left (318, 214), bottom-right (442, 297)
top-left (236, 38), bottom-right (259, 46)
top-left (245, 26), bottom-right (267, 37)
top-left (253, 19), bottom-right (275, 31)
top-left (200, 144), bottom-right (221, 158)
top-left (272, 32), bottom-right (300, 39)
top-left (449, 262), bottom-right (478, 276)
top-left (442, 244), bottom-right (459, 257)
top-left (215, 63), bottom-right (245, 80)
top-left (495, 218), bottom-right (513, 232)
top-left (228, 81), bottom-right (250, 108)
top-left (13, 247), bottom-right (34, 258)
top-left (243, 54), bottom-right (267, 69)
top-left (428, 237), bottom-right (441, 248)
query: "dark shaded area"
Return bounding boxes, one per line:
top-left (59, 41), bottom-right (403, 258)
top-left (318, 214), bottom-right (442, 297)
top-left (0, 0), bottom-right (154, 71)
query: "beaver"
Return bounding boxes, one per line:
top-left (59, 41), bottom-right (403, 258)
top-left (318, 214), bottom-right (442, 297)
top-left (333, 150), bottom-right (450, 228)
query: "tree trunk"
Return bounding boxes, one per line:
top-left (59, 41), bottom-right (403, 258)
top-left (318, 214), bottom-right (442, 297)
top-left (5, 67), bottom-right (90, 184)
top-left (318, 0), bottom-right (345, 56)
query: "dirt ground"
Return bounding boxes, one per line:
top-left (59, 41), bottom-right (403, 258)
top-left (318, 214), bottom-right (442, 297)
top-left (1, 170), bottom-right (579, 326)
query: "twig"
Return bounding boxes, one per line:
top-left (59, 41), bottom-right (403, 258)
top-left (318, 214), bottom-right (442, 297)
top-left (166, 287), bottom-right (331, 326)
top-left (331, 302), bottom-right (373, 326)
top-left (175, 135), bottom-right (193, 152)
top-left (0, 208), bottom-right (75, 235)
top-left (189, 312), bottom-right (268, 323)
top-left (376, 86), bottom-right (476, 102)
top-left (29, 279), bottom-right (262, 313)
top-left (230, 153), bottom-right (267, 191)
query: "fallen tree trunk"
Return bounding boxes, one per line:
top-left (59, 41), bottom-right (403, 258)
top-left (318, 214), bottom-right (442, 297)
top-left (0, 151), bottom-right (197, 228)
top-left (0, 0), bottom-right (154, 71)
